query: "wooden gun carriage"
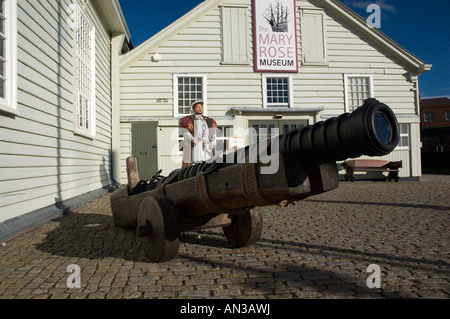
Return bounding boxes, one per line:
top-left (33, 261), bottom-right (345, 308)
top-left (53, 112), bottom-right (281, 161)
top-left (110, 99), bottom-right (400, 262)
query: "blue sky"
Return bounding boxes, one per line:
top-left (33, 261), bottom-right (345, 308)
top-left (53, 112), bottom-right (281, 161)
top-left (120, 0), bottom-right (450, 99)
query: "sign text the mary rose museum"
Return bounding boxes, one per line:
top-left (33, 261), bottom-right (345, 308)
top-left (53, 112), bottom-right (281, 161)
top-left (253, 0), bottom-right (298, 72)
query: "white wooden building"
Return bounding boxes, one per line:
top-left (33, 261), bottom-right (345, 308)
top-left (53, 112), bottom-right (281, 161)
top-left (0, 0), bottom-right (131, 241)
top-left (117, 0), bottom-right (430, 184)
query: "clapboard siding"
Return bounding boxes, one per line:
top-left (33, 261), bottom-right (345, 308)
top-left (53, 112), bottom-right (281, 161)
top-left (0, 0), bottom-right (114, 223)
top-left (120, 0), bottom-right (416, 116)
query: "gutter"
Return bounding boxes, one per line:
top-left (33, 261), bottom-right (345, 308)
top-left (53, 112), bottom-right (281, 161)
top-left (112, 0), bottom-right (131, 44)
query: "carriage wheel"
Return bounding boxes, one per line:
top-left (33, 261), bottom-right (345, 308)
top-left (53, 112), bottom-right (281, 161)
top-left (222, 207), bottom-right (263, 248)
top-left (136, 196), bottom-right (180, 263)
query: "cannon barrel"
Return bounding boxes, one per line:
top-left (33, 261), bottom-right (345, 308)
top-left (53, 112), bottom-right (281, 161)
top-left (156, 98), bottom-right (399, 185)
top-left (111, 98), bottom-right (401, 263)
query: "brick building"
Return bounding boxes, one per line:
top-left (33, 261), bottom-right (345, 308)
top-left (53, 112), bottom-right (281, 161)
top-left (420, 97), bottom-right (450, 169)
top-left (420, 97), bottom-right (450, 129)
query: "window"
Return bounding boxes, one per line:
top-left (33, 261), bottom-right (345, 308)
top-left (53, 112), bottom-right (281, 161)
top-left (281, 121), bottom-right (306, 134)
top-left (221, 5), bottom-right (249, 64)
top-left (446, 111), bottom-right (450, 121)
top-left (173, 74), bottom-right (207, 117)
top-left (0, 0), bottom-right (7, 100)
top-left (263, 74), bottom-right (292, 108)
top-left (216, 125), bottom-right (233, 152)
top-left (75, 2), bottom-right (96, 138)
top-left (344, 74), bottom-right (374, 112)
top-left (424, 112), bottom-right (434, 122)
top-left (0, 0), bottom-right (17, 114)
top-left (397, 124), bottom-right (409, 149)
top-left (300, 8), bottom-right (327, 65)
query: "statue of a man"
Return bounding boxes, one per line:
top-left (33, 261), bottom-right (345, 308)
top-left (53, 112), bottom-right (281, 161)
top-left (179, 100), bottom-right (217, 167)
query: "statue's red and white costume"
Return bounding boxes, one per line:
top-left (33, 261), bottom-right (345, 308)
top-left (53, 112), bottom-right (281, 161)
top-left (179, 115), bottom-right (217, 167)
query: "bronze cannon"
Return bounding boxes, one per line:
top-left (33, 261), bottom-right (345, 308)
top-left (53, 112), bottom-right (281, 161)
top-left (110, 98), bottom-right (400, 262)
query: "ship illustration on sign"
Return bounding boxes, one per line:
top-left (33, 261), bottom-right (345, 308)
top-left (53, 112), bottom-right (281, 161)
top-left (263, 1), bottom-right (290, 32)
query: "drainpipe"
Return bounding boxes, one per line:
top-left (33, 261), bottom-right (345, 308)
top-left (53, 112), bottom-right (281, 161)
top-left (111, 33), bottom-right (126, 186)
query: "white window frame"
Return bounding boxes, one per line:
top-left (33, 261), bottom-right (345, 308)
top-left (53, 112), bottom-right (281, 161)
top-left (0, 0), bottom-right (18, 115)
top-left (74, 1), bottom-right (96, 139)
top-left (396, 123), bottom-right (410, 150)
top-left (173, 73), bottom-right (207, 117)
top-left (344, 74), bottom-right (374, 112)
top-left (262, 74), bottom-right (293, 108)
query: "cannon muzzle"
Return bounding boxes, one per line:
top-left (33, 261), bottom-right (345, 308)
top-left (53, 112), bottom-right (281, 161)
top-left (280, 98), bottom-right (400, 165)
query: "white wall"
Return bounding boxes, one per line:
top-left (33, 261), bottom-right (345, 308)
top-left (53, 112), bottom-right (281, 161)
top-left (0, 0), bottom-right (114, 223)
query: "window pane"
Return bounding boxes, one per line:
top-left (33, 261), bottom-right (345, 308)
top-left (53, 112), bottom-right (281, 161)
top-left (401, 136), bottom-right (408, 146)
top-left (397, 124), bottom-right (409, 147)
top-left (347, 76), bottom-right (371, 111)
top-left (401, 123), bottom-right (409, 135)
top-left (0, 78), bottom-right (4, 98)
top-left (177, 76), bottom-right (203, 115)
top-left (266, 77), bottom-right (289, 107)
top-left (76, 5), bottom-right (95, 133)
top-left (0, 1), bottom-right (4, 15)
top-left (0, 37), bottom-right (4, 60)
top-left (0, 60), bottom-right (4, 77)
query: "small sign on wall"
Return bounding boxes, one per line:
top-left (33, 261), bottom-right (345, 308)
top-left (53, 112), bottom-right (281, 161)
top-left (253, 0), bottom-right (298, 73)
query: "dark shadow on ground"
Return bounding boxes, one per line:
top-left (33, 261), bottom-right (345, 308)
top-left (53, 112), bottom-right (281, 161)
top-left (183, 230), bottom-right (450, 270)
top-left (32, 212), bottom-right (434, 298)
top-left (306, 199), bottom-right (450, 212)
top-left (36, 212), bottom-right (141, 261)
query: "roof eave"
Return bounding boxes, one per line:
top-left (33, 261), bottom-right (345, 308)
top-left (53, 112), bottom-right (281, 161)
top-left (92, 0), bottom-right (131, 44)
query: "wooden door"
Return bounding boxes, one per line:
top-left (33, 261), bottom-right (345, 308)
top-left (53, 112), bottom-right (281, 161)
top-left (131, 122), bottom-right (158, 180)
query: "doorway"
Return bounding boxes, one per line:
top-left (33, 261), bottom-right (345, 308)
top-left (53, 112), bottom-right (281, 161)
top-left (131, 122), bottom-right (158, 180)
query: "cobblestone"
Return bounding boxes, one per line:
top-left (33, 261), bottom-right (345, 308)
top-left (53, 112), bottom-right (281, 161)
top-left (0, 180), bottom-right (449, 299)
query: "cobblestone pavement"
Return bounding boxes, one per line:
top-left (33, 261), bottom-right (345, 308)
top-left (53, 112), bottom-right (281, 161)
top-left (0, 180), bottom-right (449, 299)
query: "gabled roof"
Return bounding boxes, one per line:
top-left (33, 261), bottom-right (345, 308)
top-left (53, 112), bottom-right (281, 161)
top-left (119, 0), bottom-right (431, 74)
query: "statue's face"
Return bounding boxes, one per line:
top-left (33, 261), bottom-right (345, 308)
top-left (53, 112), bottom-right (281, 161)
top-left (193, 103), bottom-right (203, 114)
